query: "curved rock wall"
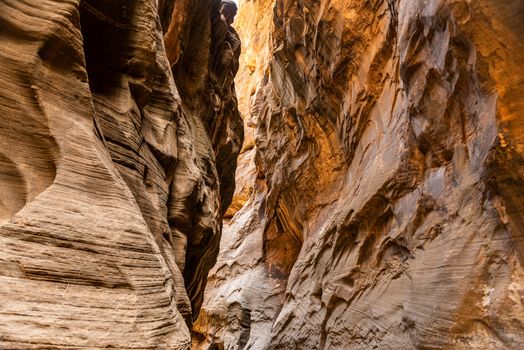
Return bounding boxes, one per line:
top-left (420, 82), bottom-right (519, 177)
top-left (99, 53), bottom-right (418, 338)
top-left (0, 0), bottom-right (241, 348)
top-left (195, 0), bottom-right (524, 349)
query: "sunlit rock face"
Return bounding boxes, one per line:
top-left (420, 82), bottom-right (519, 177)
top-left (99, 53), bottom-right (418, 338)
top-left (0, 0), bottom-right (241, 348)
top-left (195, 0), bottom-right (524, 349)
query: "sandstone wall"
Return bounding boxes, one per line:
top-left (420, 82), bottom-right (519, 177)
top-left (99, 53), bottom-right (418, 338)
top-left (0, 0), bottom-right (241, 348)
top-left (195, 0), bottom-right (524, 349)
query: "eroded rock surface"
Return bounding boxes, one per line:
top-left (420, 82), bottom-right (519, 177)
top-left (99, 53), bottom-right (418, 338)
top-left (195, 0), bottom-right (524, 349)
top-left (0, 0), bottom-right (241, 347)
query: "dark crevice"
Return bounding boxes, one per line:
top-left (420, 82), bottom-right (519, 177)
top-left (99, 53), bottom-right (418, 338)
top-left (80, 0), bottom-right (139, 94)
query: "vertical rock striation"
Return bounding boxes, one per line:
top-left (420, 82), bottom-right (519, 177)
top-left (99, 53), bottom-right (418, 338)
top-left (0, 0), bottom-right (242, 348)
top-left (195, 0), bottom-right (524, 349)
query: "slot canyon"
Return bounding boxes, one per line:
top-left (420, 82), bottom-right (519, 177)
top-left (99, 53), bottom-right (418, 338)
top-left (0, 0), bottom-right (523, 349)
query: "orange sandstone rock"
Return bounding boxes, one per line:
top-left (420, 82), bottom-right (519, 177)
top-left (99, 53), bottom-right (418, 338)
top-left (194, 0), bottom-right (524, 349)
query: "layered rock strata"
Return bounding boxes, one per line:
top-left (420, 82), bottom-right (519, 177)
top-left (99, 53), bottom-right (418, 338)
top-left (195, 0), bottom-right (524, 349)
top-left (0, 0), bottom-right (242, 348)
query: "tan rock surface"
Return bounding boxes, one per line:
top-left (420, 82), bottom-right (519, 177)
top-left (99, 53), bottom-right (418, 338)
top-left (195, 0), bottom-right (524, 349)
top-left (0, 0), bottom-right (241, 347)
top-left (163, 0), bottom-right (244, 322)
top-left (224, 0), bottom-right (275, 220)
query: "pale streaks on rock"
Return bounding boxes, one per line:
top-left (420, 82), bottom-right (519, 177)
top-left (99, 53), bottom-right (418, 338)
top-left (0, 0), bottom-right (242, 347)
top-left (195, 0), bottom-right (524, 349)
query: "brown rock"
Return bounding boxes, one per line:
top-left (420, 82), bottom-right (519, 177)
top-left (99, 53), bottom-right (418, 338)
top-left (224, 0), bottom-right (275, 220)
top-left (164, 0), bottom-right (245, 322)
top-left (195, 0), bottom-right (524, 349)
top-left (0, 0), bottom-right (242, 347)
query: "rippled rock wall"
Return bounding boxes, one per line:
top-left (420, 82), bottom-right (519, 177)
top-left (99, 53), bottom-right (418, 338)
top-left (0, 0), bottom-right (242, 348)
top-left (195, 0), bottom-right (524, 349)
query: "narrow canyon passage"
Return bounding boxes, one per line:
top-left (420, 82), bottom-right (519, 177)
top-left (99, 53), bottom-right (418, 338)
top-left (0, 0), bottom-right (523, 349)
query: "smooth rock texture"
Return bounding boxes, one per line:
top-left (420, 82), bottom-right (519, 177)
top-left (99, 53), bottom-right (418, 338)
top-left (0, 0), bottom-right (241, 348)
top-left (164, 0), bottom-right (244, 322)
top-left (195, 0), bottom-right (524, 349)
